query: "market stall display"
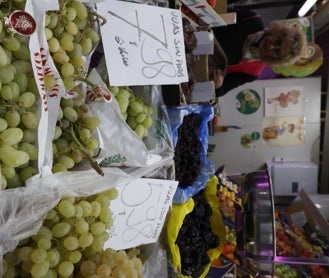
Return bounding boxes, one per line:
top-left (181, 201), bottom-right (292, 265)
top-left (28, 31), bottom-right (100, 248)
top-left (1, 0), bottom-right (329, 278)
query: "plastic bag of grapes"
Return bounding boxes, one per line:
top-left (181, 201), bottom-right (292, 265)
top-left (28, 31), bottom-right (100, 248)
top-left (87, 69), bottom-right (175, 168)
top-left (0, 153), bottom-right (174, 277)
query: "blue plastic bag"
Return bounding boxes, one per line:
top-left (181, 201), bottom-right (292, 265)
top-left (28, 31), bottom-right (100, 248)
top-left (168, 105), bottom-right (215, 204)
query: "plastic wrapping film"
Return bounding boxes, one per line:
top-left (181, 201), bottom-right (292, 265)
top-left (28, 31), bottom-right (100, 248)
top-left (168, 105), bottom-right (215, 204)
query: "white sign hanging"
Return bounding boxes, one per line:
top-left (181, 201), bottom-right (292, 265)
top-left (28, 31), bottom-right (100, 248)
top-left (104, 178), bottom-right (178, 250)
top-left (96, 0), bottom-right (188, 86)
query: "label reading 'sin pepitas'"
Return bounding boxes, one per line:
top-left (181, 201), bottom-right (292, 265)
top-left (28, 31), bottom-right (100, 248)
top-left (4, 10), bottom-right (36, 36)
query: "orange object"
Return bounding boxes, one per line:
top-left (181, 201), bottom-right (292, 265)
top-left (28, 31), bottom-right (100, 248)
top-left (206, 0), bottom-right (217, 8)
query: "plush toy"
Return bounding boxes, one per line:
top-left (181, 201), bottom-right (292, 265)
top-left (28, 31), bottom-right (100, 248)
top-left (271, 42), bottom-right (323, 77)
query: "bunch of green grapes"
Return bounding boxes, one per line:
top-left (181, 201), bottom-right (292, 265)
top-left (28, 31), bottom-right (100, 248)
top-left (0, 2), bottom-right (44, 189)
top-left (76, 248), bottom-right (144, 278)
top-left (3, 188), bottom-right (118, 278)
top-left (44, 0), bottom-right (101, 90)
top-left (109, 86), bottom-right (154, 140)
top-left (53, 94), bottom-right (103, 175)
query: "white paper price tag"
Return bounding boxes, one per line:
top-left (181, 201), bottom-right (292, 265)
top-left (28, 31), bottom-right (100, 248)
top-left (105, 178), bottom-right (178, 250)
top-left (96, 0), bottom-right (188, 86)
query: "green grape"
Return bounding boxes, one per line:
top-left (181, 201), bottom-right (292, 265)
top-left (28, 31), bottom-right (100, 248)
top-left (0, 127), bottom-right (24, 147)
top-left (117, 97), bottom-right (129, 114)
top-left (16, 246), bottom-right (33, 262)
top-left (44, 28), bottom-right (53, 40)
top-left (43, 269), bottom-right (57, 278)
top-left (52, 222), bottom-right (71, 238)
top-left (46, 249), bottom-right (60, 268)
top-left (96, 263), bottom-right (112, 277)
top-left (75, 218), bottom-right (89, 234)
top-left (90, 222), bottom-right (106, 236)
top-left (12, 60), bottom-right (32, 73)
top-left (52, 51), bottom-right (70, 64)
top-left (58, 154), bottom-right (75, 169)
top-left (12, 44), bottom-right (31, 60)
top-left (0, 45), bottom-right (9, 66)
top-left (48, 37), bottom-right (60, 53)
top-left (13, 71), bottom-right (28, 93)
top-left (78, 128), bottom-right (92, 142)
top-left (142, 116), bottom-right (153, 128)
top-left (30, 248), bottom-right (47, 264)
top-left (0, 144), bottom-right (29, 167)
top-left (69, 42), bottom-right (83, 57)
top-left (79, 260), bottom-right (97, 277)
top-left (21, 111), bottom-right (38, 130)
top-left (135, 113), bottom-right (146, 124)
top-left (65, 6), bottom-right (77, 21)
top-left (70, 0), bottom-right (88, 19)
top-left (59, 37), bottom-right (74, 52)
top-left (63, 235), bottom-right (79, 251)
top-left (83, 137), bottom-right (99, 151)
top-left (62, 76), bottom-right (75, 90)
top-left (3, 36), bottom-right (21, 52)
top-left (37, 237), bottom-right (52, 250)
top-left (53, 125), bottom-right (62, 140)
top-left (19, 166), bottom-right (38, 182)
top-left (91, 234), bottom-right (106, 253)
top-left (81, 116), bottom-right (101, 129)
top-left (72, 56), bottom-right (85, 73)
top-left (127, 116), bottom-right (137, 129)
top-left (104, 188), bottom-right (119, 200)
top-left (52, 162), bottom-right (68, 173)
top-left (99, 207), bottom-right (112, 223)
top-left (86, 27), bottom-right (100, 43)
top-left (7, 81), bottom-right (20, 100)
top-left (95, 195), bottom-right (110, 208)
top-left (78, 232), bottom-right (93, 248)
top-left (65, 21), bottom-right (78, 35)
top-left (61, 62), bottom-right (75, 77)
top-left (17, 92), bottom-right (36, 108)
top-left (70, 149), bottom-right (83, 163)
top-left (90, 201), bottom-right (101, 217)
top-left (30, 260), bottom-right (49, 278)
top-left (5, 110), bottom-right (20, 127)
top-left (134, 124), bottom-right (145, 139)
top-left (68, 250), bottom-right (82, 264)
top-left (1, 165), bottom-right (15, 179)
top-left (74, 17), bottom-right (87, 30)
top-left (0, 118), bottom-right (8, 132)
top-left (79, 200), bottom-right (92, 217)
top-left (0, 85), bottom-right (14, 100)
top-left (58, 199), bottom-right (76, 218)
top-left (80, 37), bottom-right (92, 55)
top-left (19, 142), bottom-right (39, 160)
top-left (33, 226), bottom-right (53, 241)
top-left (0, 64), bottom-right (15, 84)
top-left (130, 101), bottom-right (143, 114)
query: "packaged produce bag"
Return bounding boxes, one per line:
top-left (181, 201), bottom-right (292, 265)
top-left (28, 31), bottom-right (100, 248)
top-left (167, 175), bottom-right (226, 278)
top-left (87, 69), bottom-right (175, 168)
top-left (168, 105), bottom-right (215, 204)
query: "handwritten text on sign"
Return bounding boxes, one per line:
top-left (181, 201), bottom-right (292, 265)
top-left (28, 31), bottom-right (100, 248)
top-left (96, 0), bottom-right (188, 86)
top-left (104, 178), bottom-right (178, 250)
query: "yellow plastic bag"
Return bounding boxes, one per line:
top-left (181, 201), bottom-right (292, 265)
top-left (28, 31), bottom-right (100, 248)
top-left (167, 175), bottom-right (226, 277)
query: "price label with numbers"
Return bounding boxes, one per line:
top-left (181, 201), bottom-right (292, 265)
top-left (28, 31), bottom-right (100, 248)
top-left (105, 178), bottom-right (178, 250)
top-left (96, 0), bottom-right (188, 86)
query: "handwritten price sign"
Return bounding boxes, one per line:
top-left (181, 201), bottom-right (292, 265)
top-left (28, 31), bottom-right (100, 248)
top-left (96, 0), bottom-right (188, 86)
top-left (104, 178), bottom-right (178, 250)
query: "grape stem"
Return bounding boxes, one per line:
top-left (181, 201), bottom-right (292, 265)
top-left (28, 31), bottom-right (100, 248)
top-left (67, 123), bottom-right (104, 176)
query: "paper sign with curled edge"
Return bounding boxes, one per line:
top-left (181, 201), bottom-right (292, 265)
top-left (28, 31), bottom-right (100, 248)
top-left (104, 178), bottom-right (178, 250)
top-left (96, 0), bottom-right (188, 86)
